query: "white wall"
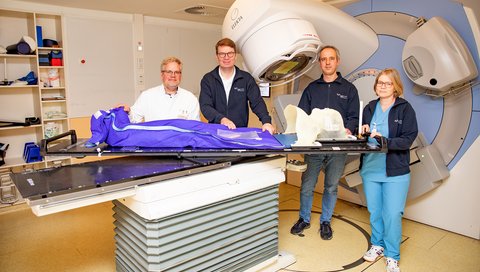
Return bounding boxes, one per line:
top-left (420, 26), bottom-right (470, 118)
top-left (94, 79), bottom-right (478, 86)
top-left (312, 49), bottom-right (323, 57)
top-left (65, 15), bottom-right (135, 117)
top-left (143, 17), bottom-right (221, 97)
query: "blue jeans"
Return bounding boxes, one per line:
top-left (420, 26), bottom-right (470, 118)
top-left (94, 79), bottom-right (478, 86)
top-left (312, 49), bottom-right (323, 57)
top-left (299, 153), bottom-right (347, 223)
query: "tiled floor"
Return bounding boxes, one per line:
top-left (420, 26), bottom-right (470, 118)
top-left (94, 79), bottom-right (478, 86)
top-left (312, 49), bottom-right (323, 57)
top-left (0, 182), bottom-right (478, 272)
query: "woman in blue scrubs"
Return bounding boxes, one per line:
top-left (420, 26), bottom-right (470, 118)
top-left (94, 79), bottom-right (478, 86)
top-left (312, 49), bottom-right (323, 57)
top-left (360, 68), bottom-right (418, 272)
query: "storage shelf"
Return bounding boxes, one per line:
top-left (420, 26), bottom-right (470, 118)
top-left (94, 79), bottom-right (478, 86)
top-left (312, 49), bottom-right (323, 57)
top-left (0, 157), bottom-right (44, 170)
top-left (0, 54), bottom-right (36, 59)
top-left (43, 117), bottom-right (68, 121)
top-left (1, 8), bottom-right (71, 174)
top-left (0, 85), bottom-right (39, 89)
top-left (38, 66), bottom-right (64, 69)
top-left (41, 99), bottom-right (66, 103)
top-left (0, 124), bottom-right (42, 131)
top-left (38, 47), bottom-right (63, 51)
top-left (41, 87), bottom-right (65, 90)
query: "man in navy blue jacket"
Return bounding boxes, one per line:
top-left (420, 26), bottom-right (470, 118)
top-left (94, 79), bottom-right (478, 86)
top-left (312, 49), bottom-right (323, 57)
top-left (199, 38), bottom-right (274, 134)
top-left (291, 45), bottom-right (360, 240)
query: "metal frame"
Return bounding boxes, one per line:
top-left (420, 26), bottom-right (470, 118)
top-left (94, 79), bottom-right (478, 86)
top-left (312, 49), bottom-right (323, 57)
top-left (41, 130), bottom-right (388, 158)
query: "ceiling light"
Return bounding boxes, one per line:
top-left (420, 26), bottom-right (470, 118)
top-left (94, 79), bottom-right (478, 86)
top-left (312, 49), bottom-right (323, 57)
top-left (182, 5), bottom-right (227, 17)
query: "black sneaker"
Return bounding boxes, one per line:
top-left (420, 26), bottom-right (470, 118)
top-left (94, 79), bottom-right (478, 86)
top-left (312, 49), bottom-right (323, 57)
top-left (290, 218), bottom-right (310, 235)
top-left (320, 221), bottom-right (333, 240)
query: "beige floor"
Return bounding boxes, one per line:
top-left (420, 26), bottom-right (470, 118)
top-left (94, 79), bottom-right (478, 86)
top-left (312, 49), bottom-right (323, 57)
top-left (0, 183), bottom-right (478, 272)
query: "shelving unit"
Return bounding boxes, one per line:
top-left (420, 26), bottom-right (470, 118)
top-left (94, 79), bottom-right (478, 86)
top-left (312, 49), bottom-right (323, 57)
top-left (0, 9), bottom-right (70, 206)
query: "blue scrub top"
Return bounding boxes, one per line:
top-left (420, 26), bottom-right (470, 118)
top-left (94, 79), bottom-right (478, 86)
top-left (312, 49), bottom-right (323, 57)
top-left (360, 102), bottom-right (408, 182)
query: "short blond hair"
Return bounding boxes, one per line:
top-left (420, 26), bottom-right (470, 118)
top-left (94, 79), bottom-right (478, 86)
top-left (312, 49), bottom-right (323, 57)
top-left (161, 56), bottom-right (182, 71)
top-left (374, 68), bottom-right (404, 97)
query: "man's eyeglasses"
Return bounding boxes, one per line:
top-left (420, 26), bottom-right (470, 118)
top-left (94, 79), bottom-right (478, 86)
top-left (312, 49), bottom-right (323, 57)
top-left (162, 70), bottom-right (182, 76)
top-left (376, 81), bottom-right (393, 87)
top-left (217, 52), bottom-right (235, 58)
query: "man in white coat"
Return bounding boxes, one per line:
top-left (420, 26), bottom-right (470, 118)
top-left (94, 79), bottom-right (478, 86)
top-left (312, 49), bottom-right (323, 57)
top-left (118, 56), bottom-right (200, 122)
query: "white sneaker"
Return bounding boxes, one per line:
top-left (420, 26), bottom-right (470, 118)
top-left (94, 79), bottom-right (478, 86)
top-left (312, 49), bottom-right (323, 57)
top-left (386, 257), bottom-right (400, 272)
top-left (363, 245), bottom-right (384, 262)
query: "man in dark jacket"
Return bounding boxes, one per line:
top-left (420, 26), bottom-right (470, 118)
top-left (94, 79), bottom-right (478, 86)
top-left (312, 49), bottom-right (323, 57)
top-left (199, 38), bottom-right (274, 134)
top-left (290, 45), bottom-right (360, 240)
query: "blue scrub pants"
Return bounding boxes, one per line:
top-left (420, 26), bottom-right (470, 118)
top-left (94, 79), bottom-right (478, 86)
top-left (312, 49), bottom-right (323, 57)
top-left (362, 176), bottom-right (410, 261)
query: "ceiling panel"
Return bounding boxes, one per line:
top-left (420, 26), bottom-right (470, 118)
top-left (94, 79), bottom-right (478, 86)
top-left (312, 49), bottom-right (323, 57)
top-left (14, 0), bottom-right (236, 24)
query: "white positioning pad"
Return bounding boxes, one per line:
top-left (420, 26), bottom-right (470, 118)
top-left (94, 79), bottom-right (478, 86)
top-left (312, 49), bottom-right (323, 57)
top-left (284, 104), bottom-right (347, 146)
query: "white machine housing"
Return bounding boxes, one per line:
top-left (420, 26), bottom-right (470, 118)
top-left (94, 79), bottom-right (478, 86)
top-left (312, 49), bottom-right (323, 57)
top-left (402, 17), bottom-right (478, 94)
top-left (223, 0), bottom-right (379, 83)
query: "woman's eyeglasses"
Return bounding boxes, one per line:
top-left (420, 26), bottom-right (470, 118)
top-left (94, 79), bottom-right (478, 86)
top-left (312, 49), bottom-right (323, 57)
top-left (376, 81), bottom-right (393, 87)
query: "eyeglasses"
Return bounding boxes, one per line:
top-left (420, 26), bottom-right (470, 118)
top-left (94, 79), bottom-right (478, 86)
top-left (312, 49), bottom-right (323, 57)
top-left (217, 52), bottom-right (235, 58)
top-left (376, 81), bottom-right (393, 87)
top-left (162, 70), bottom-right (182, 76)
